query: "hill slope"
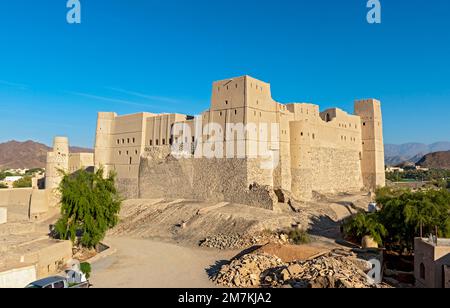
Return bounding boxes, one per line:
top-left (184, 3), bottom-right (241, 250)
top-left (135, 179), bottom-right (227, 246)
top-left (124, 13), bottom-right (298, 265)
top-left (416, 151), bottom-right (450, 170)
top-left (0, 140), bottom-right (93, 169)
top-left (385, 142), bottom-right (450, 166)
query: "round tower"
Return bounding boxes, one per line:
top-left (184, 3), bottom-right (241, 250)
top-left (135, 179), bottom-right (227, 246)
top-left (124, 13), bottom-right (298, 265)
top-left (45, 136), bottom-right (69, 190)
top-left (94, 112), bottom-right (116, 176)
top-left (289, 121), bottom-right (313, 200)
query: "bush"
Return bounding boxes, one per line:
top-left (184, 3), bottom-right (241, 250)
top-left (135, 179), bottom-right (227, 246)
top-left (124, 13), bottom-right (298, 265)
top-left (13, 176), bottom-right (32, 188)
top-left (80, 262), bottom-right (92, 279)
top-left (55, 168), bottom-right (122, 248)
top-left (0, 183), bottom-right (8, 189)
top-left (344, 212), bottom-right (387, 246)
top-left (286, 228), bottom-right (311, 245)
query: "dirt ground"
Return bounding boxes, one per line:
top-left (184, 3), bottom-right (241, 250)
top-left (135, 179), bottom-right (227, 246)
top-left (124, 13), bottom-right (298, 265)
top-left (90, 237), bottom-right (239, 288)
top-left (90, 192), bottom-right (372, 288)
top-left (2, 191), bottom-right (372, 287)
top-left (108, 192), bottom-right (371, 245)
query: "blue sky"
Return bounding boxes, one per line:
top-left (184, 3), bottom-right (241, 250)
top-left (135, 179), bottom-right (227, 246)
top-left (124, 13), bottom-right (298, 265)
top-left (0, 0), bottom-right (449, 148)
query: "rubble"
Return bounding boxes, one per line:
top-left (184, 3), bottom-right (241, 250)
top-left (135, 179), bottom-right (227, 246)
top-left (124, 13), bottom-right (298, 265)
top-left (199, 232), bottom-right (290, 250)
top-left (212, 249), bottom-right (391, 288)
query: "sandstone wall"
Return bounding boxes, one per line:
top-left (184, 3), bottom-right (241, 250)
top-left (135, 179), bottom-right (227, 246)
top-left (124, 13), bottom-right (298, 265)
top-left (0, 265), bottom-right (37, 288)
top-left (138, 147), bottom-right (277, 210)
top-left (309, 147), bottom-right (364, 194)
top-left (116, 178), bottom-right (139, 200)
top-left (0, 189), bottom-right (33, 207)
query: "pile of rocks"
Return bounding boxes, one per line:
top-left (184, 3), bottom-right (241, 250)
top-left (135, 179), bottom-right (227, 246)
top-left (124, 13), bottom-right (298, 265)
top-left (213, 253), bottom-right (285, 288)
top-left (200, 232), bottom-right (289, 250)
top-left (213, 250), bottom-right (386, 288)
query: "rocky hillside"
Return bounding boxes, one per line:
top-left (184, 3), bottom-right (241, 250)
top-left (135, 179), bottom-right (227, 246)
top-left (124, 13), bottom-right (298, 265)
top-left (0, 140), bottom-right (93, 169)
top-left (385, 142), bottom-right (450, 166)
top-left (416, 151), bottom-right (450, 170)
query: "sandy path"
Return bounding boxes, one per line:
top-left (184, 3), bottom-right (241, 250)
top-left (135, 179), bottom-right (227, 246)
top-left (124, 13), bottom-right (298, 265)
top-left (90, 237), bottom-right (238, 288)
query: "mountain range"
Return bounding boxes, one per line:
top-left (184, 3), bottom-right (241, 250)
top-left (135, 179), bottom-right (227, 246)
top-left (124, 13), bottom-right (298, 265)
top-left (384, 142), bottom-right (450, 166)
top-left (0, 140), bottom-right (93, 169)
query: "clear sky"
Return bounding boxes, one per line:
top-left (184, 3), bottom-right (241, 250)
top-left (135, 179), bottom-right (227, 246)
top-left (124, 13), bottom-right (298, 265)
top-left (0, 0), bottom-right (449, 148)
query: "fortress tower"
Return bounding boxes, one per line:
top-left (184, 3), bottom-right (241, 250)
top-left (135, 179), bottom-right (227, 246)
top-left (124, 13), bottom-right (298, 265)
top-left (354, 99), bottom-right (386, 191)
top-left (94, 112), bottom-right (117, 176)
top-left (45, 136), bottom-right (69, 190)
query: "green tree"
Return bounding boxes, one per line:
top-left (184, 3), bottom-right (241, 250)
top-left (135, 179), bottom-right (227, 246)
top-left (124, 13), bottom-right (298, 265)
top-left (377, 188), bottom-right (450, 252)
top-left (13, 176), bottom-right (32, 188)
top-left (55, 168), bottom-right (122, 248)
top-left (344, 212), bottom-right (388, 245)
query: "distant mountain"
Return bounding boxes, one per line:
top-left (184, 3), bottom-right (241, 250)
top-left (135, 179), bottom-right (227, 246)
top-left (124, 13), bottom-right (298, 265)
top-left (0, 140), bottom-right (93, 170)
top-left (385, 142), bottom-right (450, 166)
top-left (416, 151), bottom-right (450, 170)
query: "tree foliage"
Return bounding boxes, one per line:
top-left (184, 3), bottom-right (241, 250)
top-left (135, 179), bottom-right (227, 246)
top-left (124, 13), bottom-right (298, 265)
top-left (55, 168), bottom-right (122, 248)
top-left (376, 188), bottom-right (450, 252)
top-left (0, 171), bottom-right (13, 181)
top-left (344, 187), bottom-right (450, 253)
top-left (344, 212), bottom-right (387, 245)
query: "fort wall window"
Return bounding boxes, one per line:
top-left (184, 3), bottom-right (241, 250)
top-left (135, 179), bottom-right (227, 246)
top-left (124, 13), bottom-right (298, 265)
top-left (150, 140), bottom-right (153, 146)
top-left (420, 263), bottom-right (426, 280)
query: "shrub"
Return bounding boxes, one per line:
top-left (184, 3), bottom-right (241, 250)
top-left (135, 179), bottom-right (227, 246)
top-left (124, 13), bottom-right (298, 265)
top-left (80, 262), bottom-right (92, 279)
top-left (13, 176), bottom-right (32, 188)
top-left (344, 212), bottom-right (387, 246)
top-left (286, 228), bottom-right (311, 245)
top-left (0, 183), bottom-right (8, 189)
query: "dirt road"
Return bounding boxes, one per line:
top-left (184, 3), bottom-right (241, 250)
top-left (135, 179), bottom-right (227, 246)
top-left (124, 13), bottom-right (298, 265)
top-left (90, 237), bottom-right (238, 288)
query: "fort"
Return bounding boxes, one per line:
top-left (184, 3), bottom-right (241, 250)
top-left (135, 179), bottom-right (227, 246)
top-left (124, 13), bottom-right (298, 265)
top-left (93, 75), bottom-right (385, 209)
